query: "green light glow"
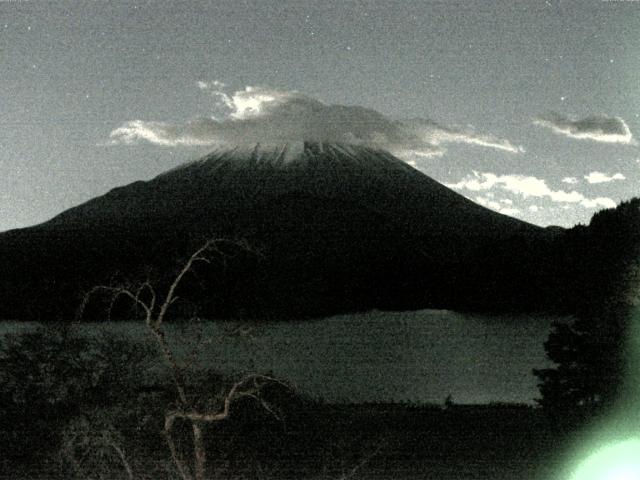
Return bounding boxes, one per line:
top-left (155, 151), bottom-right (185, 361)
top-left (570, 439), bottom-right (640, 480)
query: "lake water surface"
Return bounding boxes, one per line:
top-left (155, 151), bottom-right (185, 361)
top-left (0, 309), bottom-right (561, 405)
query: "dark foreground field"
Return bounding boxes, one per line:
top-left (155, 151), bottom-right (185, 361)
top-left (237, 402), bottom-right (563, 480)
top-left (3, 401), bottom-right (564, 480)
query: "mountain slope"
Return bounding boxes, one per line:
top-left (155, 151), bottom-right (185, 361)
top-left (0, 142), bottom-right (553, 320)
top-left (46, 142), bottom-right (534, 240)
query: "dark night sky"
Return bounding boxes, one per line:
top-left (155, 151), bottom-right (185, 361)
top-left (2, 0), bottom-right (639, 231)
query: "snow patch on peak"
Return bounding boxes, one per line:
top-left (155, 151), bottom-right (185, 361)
top-left (163, 141), bottom-right (413, 177)
top-left (213, 141), bottom-right (378, 162)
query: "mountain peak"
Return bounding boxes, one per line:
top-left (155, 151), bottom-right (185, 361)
top-left (165, 141), bottom-right (412, 175)
top-left (0, 139), bottom-right (553, 320)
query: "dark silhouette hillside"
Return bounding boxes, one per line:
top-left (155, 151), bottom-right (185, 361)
top-left (0, 143), bottom-right (636, 320)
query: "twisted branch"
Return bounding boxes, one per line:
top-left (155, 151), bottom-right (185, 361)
top-left (78, 238), bottom-right (281, 480)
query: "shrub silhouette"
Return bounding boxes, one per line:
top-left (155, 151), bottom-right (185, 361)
top-left (0, 325), bottom-right (153, 466)
top-left (534, 199), bottom-right (640, 430)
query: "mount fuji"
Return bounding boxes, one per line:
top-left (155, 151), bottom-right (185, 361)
top-left (0, 142), bottom-right (578, 320)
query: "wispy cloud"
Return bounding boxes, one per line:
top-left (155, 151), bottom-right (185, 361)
top-left (561, 177), bottom-right (579, 184)
top-left (474, 195), bottom-right (521, 217)
top-left (584, 171), bottom-right (626, 184)
top-left (533, 112), bottom-right (635, 144)
top-left (447, 171), bottom-right (616, 209)
top-left (107, 83), bottom-right (525, 158)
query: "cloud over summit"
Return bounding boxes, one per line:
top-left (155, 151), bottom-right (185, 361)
top-left (108, 83), bottom-right (525, 158)
top-left (533, 112), bottom-right (635, 144)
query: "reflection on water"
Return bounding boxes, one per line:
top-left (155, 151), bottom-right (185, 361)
top-left (0, 309), bottom-right (560, 404)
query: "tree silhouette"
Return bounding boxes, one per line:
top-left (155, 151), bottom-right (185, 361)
top-left (81, 238), bottom-right (288, 480)
top-left (534, 199), bottom-right (640, 430)
top-left (533, 309), bottom-right (628, 429)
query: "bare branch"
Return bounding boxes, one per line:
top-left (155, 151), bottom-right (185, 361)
top-left (147, 324), bottom-right (188, 405)
top-left (79, 285), bottom-right (153, 322)
top-left (337, 439), bottom-right (387, 480)
top-left (165, 374), bottom-right (288, 426)
top-left (156, 239), bottom-right (220, 327)
top-left (79, 237), bottom-right (280, 480)
top-left (164, 415), bottom-right (193, 480)
top-left (257, 397), bottom-right (283, 422)
top-left (101, 431), bottom-right (135, 480)
top-left (135, 280), bottom-right (157, 315)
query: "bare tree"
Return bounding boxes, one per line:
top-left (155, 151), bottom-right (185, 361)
top-left (81, 238), bottom-right (286, 480)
